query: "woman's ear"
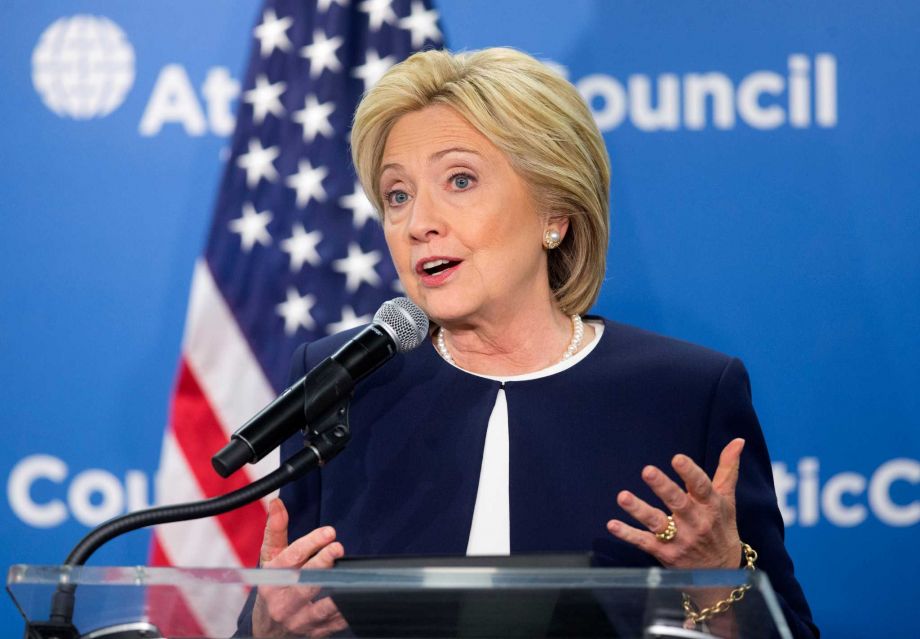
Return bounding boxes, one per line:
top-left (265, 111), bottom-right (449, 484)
top-left (542, 214), bottom-right (570, 250)
top-left (546, 214), bottom-right (570, 240)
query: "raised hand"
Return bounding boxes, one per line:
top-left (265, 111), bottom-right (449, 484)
top-left (253, 499), bottom-right (348, 638)
top-left (606, 438), bottom-right (745, 570)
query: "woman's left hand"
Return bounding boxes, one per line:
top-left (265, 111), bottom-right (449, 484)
top-left (606, 438), bottom-right (746, 569)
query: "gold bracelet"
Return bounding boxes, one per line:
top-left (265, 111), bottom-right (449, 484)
top-left (681, 542), bottom-right (758, 626)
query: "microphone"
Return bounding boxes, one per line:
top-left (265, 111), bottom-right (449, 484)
top-left (211, 297), bottom-right (429, 478)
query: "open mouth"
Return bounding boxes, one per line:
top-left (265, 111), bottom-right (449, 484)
top-left (419, 258), bottom-right (462, 276)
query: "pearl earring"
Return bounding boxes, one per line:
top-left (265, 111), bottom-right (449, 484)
top-left (543, 228), bottom-right (562, 249)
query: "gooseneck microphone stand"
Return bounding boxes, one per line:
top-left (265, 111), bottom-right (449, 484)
top-left (25, 398), bottom-right (352, 639)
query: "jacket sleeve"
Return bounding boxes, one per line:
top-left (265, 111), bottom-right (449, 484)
top-left (704, 357), bottom-right (819, 639)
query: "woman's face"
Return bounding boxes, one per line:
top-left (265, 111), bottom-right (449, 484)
top-left (379, 105), bottom-right (559, 327)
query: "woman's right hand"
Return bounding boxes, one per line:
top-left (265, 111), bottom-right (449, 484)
top-left (252, 499), bottom-right (348, 637)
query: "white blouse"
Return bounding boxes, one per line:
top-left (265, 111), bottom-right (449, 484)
top-left (433, 321), bottom-right (605, 556)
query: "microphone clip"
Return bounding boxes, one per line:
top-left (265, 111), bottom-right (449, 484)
top-left (301, 393), bottom-right (352, 467)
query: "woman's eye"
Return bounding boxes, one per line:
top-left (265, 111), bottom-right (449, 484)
top-left (451, 174), bottom-right (474, 190)
top-left (386, 190), bottom-right (409, 206)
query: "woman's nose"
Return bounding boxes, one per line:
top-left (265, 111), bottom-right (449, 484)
top-left (407, 187), bottom-right (446, 242)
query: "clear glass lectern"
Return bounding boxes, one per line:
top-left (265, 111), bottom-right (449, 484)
top-left (8, 564), bottom-right (792, 638)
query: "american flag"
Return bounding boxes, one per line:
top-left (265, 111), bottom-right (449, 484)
top-left (150, 1), bottom-right (442, 634)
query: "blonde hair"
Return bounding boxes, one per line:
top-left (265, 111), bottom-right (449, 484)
top-left (351, 47), bottom-right (610, 314)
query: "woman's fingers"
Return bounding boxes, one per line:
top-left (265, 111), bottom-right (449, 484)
top-left (270, 525), bottom-right (339, 568)
top-left (643, 440), bottom-right (745, 514)
top-left (606, 519), bottom-right (659, 555)
top-left (256, 540), bottom-right (345, 635)
top-left (254, 516), bottom-right (346, 637)
top-left (609, 444), bottom-right (746, 570)
top-left (260, 499), bottom-right (290, 566)
top-left (641, 465), bottom-right (691, 515)
top-left (711, 438), bottom-right (745, 496)
top-left (309, 612), bottom-right (349, 639)
top-left (671, 454), bottom-right (713, 501)
top-left (616, 490), bottom-right (670, 533)
top-left (305, 541), bottom-right (345, 569)
top-left (260, 587), bottom-right (342, 636)
top-left (285, 596), bottom-right (348, 637)
top-left (606, 518), bottom-right (685, 567)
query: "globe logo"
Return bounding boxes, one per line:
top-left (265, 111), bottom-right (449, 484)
top-left (32, 15), bottom-right (136, 120)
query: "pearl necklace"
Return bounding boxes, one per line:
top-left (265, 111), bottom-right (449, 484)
top-left (436, 314), bottom-right (585, 366)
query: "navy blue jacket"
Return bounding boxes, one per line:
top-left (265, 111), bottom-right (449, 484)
top-left (263, 318), bottom-right (817, 637)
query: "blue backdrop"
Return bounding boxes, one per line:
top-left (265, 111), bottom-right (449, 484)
top-left (2, 1), bottom-right (918, 637)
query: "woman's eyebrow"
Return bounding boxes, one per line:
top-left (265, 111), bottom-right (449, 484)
top-left (428, 146), bottom-right (480, 164)
top-left (380, 147), bottom-right (482, 176)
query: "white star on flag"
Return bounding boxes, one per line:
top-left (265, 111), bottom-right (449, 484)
top-left (333, 242), bottom-right (382, 292)
top-left (339, 181), bottom-right (378, 229)
top-left (281, 223), bottom-right (323, 271)
top-left (292, 95), bottom-right (335, 142)
top-left (243, 74), bottom-right (287, 124)
top-left (359, 0), bottom-right (398, 31)
top-left (326, 306), bottom-right (373, 335)
top-left (301, 30), bottom-right (344, 79)
top-left (236, 138), bottom-right (280, 187)
top-left (286, 160), bottom-right (329, 208)
top-left (318, 0), bottom-right (349, 11)
top-left (253, 9), bottom-right (293, 57)
top-left (229, 202), bottom-right (273, 251)
top-left (399, 0), bottom-right (441, 48)
top-left (352, 50), bottom-right (397, 92)
top-left (276, 287), bottom-right (317, 335)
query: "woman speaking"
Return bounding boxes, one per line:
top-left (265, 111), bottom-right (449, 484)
top-left (249, 48), bottom-right (817, 638)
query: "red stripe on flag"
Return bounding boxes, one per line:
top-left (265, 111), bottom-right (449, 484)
top-left (150, 529), bottom-right (172, 566)
top-left (148, 535), bottom-right (208, 637)
top-left (170, 358), bottom-right (266, 567)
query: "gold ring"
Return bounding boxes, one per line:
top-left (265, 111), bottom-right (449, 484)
top-left (655, 515), bottom-right (677, 542)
